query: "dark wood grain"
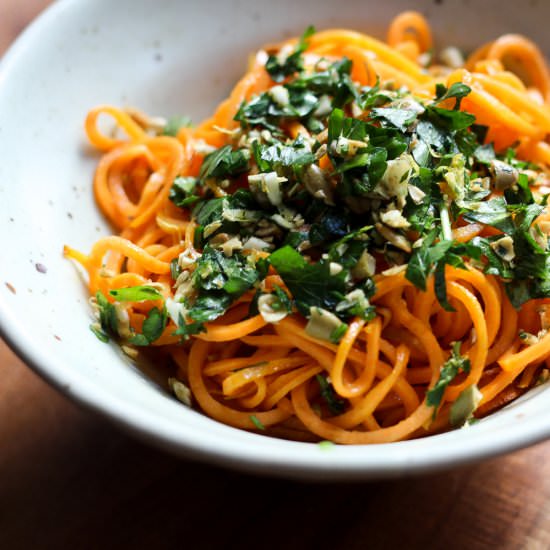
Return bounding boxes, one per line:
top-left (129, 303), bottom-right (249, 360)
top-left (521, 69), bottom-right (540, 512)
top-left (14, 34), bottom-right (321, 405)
top-left (1, 3), bottom-right (550, 549)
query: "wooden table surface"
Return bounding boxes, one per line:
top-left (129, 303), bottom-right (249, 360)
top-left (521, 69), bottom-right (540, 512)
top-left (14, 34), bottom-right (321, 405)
top-left (2, 2), bottom-right (550, 549)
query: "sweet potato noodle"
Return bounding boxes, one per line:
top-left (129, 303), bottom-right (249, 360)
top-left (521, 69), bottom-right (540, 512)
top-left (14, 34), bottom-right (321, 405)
top-left (65, 12), bottom-right (550, 444)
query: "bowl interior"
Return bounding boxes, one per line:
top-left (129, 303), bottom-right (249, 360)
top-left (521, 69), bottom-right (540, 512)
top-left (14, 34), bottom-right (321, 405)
top-left (1, 0), bottom-right (549, 480)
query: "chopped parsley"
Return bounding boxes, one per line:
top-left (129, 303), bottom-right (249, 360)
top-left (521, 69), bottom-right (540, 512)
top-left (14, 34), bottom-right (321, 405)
top-left (169, 176), bottom-right (200, 208)
top-left (249, 414), bottom-right (266, 430)
top-left (427, 342), bottom-right (471, 415)
top-left (316, 374), bottom-right (346, 415)
top-left (93, 291), bottom-right (118, 341)
top-left (159, 49), bottom-right (549, 345)
top-left (91, 29), bottom-right (550, 436)
top-left (130, 306), bottom-right (167, 346)
top-left (200, 145), bottom-right (250, 181)
top-left (265, 25), bottom-right (315, 82)
top-left (269, 246), bottom-right (347, 316)
top-left (109, 285), bottom-right (163, 302)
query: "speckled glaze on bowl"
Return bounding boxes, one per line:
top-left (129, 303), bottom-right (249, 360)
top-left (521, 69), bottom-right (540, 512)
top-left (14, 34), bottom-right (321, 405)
top-left (1, 0), bottom-right (549, 480)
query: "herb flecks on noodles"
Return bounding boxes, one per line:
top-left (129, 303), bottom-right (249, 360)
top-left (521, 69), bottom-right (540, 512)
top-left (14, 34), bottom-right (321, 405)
top-left (66, 16), bottom-right (550, 444)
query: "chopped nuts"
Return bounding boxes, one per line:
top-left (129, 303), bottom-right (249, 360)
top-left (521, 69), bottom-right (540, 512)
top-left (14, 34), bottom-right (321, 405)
top-left (539, 304), bottom-right (550, 331)
top-left (302, 164), bottom-right (335, 205)
top-left (408, 184), bottom-right (426, 204)
top-left (168, 377), bottom-right (192, 407)
top-left (165, 297), bottom-right (188, 327)
top-left (380, 208), bottom-right (411, 229)
top-left (331, 136), bottom-right (369, 157)
top-left (329, 262), bottom-right (343, 275)
top-left (490, 159), bottom-right (519, 190)
top-left (439, 46), bottom-right (465, 69)
top-left (203, 220), bottom-right (223, 238)
top-left (258, 294), bottom-right (288, 324)
top-left (351, 250), bottom-right (376, 280)
top-left (174, 271), bottom-right (197, 302)
top-left (269, 85), bottom-right (290, 107)
top-left (376, 154), bottom-right (416, 207)
top-left (376, 222), bottom-right (412, 253)
top-left (192, 139), bottom-right (216, 155)
top-left (314, 95), bottom-right (333, 117)
top-left (255, 219), bottom-right (282, 237)
top-left (221, 236), bottom-right (243, 258)
top-left (178, 247), bottom-right (201, 270)
top-left (242, 236), bottom-right (272, 251)
top-left (315, 129), bottom-right (328, 145)
top-left (121, 344), bottom-right (140, 360)
top-left (305, 307), bottom-right (344, 342)
top-left (335, 288), bottom-right (370, 314)
top-left (519, 330), bottom-right (541, 346)
top-left (125, 107), bottom-right (167, 133)
top-left (211, 235), bottom-right (243, 257)
top-left (248, 171), bottom-right (287, 207)
top-left (113, 303), bottom-right (132, 339)
top-left (490, 235), bottom-right (515, 262)
top-left (381, 264), bottom-right (407, 276)
top-left (450, 385), bottom-right (482, 427)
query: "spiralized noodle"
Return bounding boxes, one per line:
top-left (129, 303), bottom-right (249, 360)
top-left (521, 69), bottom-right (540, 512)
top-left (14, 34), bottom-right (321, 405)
top-left (65, 12), bottom-right (550, 444)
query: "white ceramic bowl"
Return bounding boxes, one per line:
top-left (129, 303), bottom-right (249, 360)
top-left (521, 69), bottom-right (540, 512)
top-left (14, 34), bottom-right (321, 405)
top-left (1, 0), bottom-right (549, 480)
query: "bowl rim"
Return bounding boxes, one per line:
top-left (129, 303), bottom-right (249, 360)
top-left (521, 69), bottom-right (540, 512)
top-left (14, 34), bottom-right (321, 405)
top-left (1, 0), bottom-right (550, 480)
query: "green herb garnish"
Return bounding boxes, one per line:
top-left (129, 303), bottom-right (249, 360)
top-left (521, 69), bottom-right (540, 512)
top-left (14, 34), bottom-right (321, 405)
top-left (426, 341), bottom-right (471, 415)
top-left (265, 25), bottom-right (315, 82)
top-left (316, 374), bottom-right (346, 415)
top-left (109, 285), bottom-right (163, 302)
top-left (163, 115), bottom-right (192, 137)
top-left (250, 414), bottom-right (266, 430)
top-left (130, 306), bottom-right (167, 346)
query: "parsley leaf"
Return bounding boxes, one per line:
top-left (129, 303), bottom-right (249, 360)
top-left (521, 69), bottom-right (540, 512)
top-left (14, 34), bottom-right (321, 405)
top-left (460, 197), bottom-right (515, 234)
top-left (170, 258), bottom-right (182, 281)
top-left (265, 25), bottom-right (315, 82)
top-left (294, 57), bottom-right (358, 108)
top-left (193, 245), bottom-right (259, 295)
top-left (327, 109), bottom-right (389, 197)
top-left (370, 107), bottom-right (418, 132)
top-left (434, 82), bottom-right (471, 109)
top-left (130, 306), bottom-right (167, 346)
top-left (405, 230), bottom-right (452, 291)
top-left (95, 291), bottom-right (118, 337)
top-left (90, 324), bottom-right (109, 343)
top-left (109, 285), bottom-right (163, 302)
top-left (426, 106), bottom-right (476, 132)
top-left (357, 78), bottom-right (393, 110)
top-left (316, 374), bottom-right (346, 414)
top-left (269, 245), bottom-right (347, 316)
top-left (253, 136), bottom-right (315, 174)
top-left (199, 145), bottom-right (250, 181)
top-left (426, 341), bottom-right (471, 414)
top-left (474, 143), bottom-right (495, 164)
top-left (234, 85), bottom-right (319, 131)
top-left (405, 230), bottom-right (480, 311)
top-left (169, 176), bottom-right (200, 208)
top-left (249, 414), bottom-right (266, 430)
top-left (330, 323), bottom-right (349, 344)
top-left (271, 286), bottom-right (293, 313)
top-left (172, 313), bottom-right (205, 341)
top-left (187, 293), bottom-right (233, 323)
